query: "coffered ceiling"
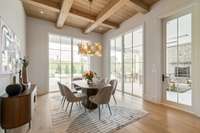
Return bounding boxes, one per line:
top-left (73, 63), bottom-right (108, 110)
top-left (22, 0), bottom-right (159, 34)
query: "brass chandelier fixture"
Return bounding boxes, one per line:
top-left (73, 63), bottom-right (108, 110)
top-left (78, 42), bottom-right (102, 57)
top-left (78, 0), bottom-right (102, 57)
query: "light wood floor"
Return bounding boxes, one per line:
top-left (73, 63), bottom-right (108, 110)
top-left (8, 92), bottom-right (200, 133)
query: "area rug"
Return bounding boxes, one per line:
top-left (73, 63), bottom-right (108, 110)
top-left (50, 96), bottom-right (148, 133)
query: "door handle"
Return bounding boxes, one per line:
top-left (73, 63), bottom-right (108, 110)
top-left (162, 74), bottom-right (169, 82)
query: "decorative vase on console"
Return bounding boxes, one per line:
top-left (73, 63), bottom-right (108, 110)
top-left (20, 57), bottom-right (29, 84)
top-left (5, 74), bottom-right (23, 96)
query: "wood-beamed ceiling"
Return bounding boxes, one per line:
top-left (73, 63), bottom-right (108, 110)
top-left (22, 0), bottom-right (159, 34)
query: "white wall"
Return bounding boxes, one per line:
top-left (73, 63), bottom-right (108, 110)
top-left (0, 0), bottom-right (26, 132)
top-left (0, 0), bottom-right (26, 92)
top-left (103, 0), bottom-right (200, 116)
top-left (26, 17), bottom-right (103, 95)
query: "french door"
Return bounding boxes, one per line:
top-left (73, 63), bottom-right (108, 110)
top-left (163, 12), bottom-right (192, 106)
top-left (124, 27), bottom-right (143, 97)
top-left (110, 36), bottom-right (123, 91)
top-left (110, 26), bottom-right (143, 97)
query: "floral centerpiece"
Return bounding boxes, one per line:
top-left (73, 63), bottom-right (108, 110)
top-left (83, 70), bottom-right (96, 84)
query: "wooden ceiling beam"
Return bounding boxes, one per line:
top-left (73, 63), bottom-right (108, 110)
top-left (22, 0), bottom-right (60, 13)
top-left (129, 0), bottom-right (150, 13)
top-left (57, 0), bottom-right (74, 28)
top-left (22, 0), bottom-right (118, 29)
top-left (84, 0), bottom-right (128, 34)
top-left (69, 9), bottom-right (118, 29)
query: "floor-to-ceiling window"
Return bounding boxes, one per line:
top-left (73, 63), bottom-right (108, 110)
top-left (123, 27), bottom-right (143, 97)
top-left (110, 36), bottom-right (123, 91)
top-left (49, 34), bottom-right (90, 92)
top-left (163, 13), bottom-right (192, 106)
top-left (110, 26), bottom-right (143, 97)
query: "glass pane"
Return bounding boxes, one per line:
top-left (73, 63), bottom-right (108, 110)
top-left (60, 37), bottom-right (71, 84)
top-left (178, 14), bottom-right (192, 45)
top-left (133, 46), bottom-right (143, 63)
top-left (177, 14), bottom-right (192, 106)
top-left (132, 27), bottom-right (143, 97)
top-left (166, 18), bottom-right (178, 102)
top-left (110, 39), bottom-right (116, 76)
top-left (115, 36), bottom-right (122, 91)
top-left (167, 19), bottom-right (178, 47)
top-left (124, 32), bottom-right (133, 94)
top-left (49, 49), bottom-right (60, 62)
top-left (61, 37), bottom-right (71, 51)
top-left (133, 63), bottom-right (143, 97)
top-left (133, 27), bottom-right (143, 47)
top-left (49, 35), bottom-right (60, 50)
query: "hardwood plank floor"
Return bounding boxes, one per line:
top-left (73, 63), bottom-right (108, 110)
top-left (7, 92), bottom-right (200, 133)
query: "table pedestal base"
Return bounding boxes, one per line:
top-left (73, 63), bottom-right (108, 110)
top-left (82, 89), bottom-right (98, 110)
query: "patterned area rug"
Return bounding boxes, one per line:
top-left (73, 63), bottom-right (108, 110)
top-left (50, 96), bottom-right (148, 133)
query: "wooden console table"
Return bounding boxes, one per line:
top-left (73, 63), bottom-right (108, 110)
top-left (0, 84), bottom-right (37, 133)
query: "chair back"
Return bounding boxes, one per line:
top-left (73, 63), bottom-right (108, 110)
top-left (93, 86), bottom-right (112, 104)
top-left (57, 82), bottom-right (65, 96)
top-left (109, 79), bottom-right (118, 95)
top-left (61, 84), bottom-right (76, 102)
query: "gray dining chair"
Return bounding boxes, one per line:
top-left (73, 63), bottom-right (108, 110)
top-left (89, 86), bottom-right (113, 120)
top-left (57, 82), bottom-right (66, 107)
top-left (61, 84), bottom-right (86, 116)
top-left (109, 79), bottom-right (118, 104)
top-left (58, 82), bottom-right (78, 108)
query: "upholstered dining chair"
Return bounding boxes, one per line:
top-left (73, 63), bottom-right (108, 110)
top-left (61, 84), bottom-right (86, 116)
top-left (89, 86), bottom-right (113, 120)
top-left (57, 82), bottom-right (66, 107)
top-left (109, 79), bottom-right (118, 104)
top-left (58, 82), bottom-right (78, 108)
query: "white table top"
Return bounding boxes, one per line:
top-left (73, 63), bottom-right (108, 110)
top-left (72, 80), bottom-right (110, 89)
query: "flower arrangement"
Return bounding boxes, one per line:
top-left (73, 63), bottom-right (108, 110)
top-left (83, 70), bottom-right (96, 82)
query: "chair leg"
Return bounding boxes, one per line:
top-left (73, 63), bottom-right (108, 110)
top-left (62, 97), bottom-right (66, 108)
top-left (107, 104), bottom-right (112, 115)
top-left (61, 97), bottom-right (64, 105)
top-left (113, 95), bottom-right (117, 104)
top-left (65, 102), bottom-right (70, 112)
top-left (69, 102), bottom-right (74, 117)
top-left (98, 105), bottom-right (101, 120)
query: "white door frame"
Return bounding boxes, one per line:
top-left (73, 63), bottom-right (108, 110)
top-left (161, 8), bottom-right (193, 111)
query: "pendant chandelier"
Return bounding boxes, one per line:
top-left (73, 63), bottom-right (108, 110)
top-left (78, 0), bottom-right (103, 57)
top-left (78, 42), bottom-right (102, 57)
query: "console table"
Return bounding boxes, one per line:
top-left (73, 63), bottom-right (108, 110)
top-left (0, 84), bottom-right (37, 133)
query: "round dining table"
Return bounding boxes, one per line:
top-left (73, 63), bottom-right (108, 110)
top-left (72, 80), bottom-right (109, 110)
